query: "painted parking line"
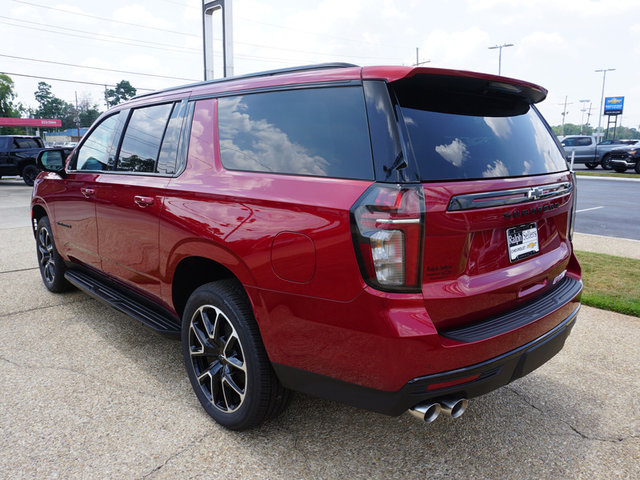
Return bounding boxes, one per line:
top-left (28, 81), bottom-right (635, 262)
top-left (576, 206), bottom-right (604, 213)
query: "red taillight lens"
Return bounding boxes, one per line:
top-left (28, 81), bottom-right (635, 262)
top-left (350, 183), bottom-right (425, 292)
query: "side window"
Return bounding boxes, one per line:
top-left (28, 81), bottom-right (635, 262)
top-left (218, 86), bottom-right (374, 180)
top-left (76, 114), bottom-right (121, 171)
top-left (561, 138), bottom-right (574, 147)
top-left (14, 138), bottom-right (40, 149)
top-left (576, 137), bottom-right (592, 146)
top-left (117, 103), bottom-right (173, 173)
top-left (157, 100), bottom-right (193, 175)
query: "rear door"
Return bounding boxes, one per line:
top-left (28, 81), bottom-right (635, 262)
top-left (388, 75), bottom-right (573, 330)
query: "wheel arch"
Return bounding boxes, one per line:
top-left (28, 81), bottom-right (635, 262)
top-left (31, 203), bottom-right (49, 237)
top-left (170, 254), bottom-right (255, 321)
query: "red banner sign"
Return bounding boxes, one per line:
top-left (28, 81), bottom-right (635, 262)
top-left (0, 117), bottom-right (62, 127)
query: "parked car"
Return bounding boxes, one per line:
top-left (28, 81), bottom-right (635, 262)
top-left (560, 135), bottom-right (630, 169)
top-left (0, 135), bottom-right (59, 185)
top-left (609, 141), bottom-right (640, 173)
top-left (32, 63), bottom-right (582, 430)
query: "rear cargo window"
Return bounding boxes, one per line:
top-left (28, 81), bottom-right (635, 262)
top-left (218, 87), bottom-right (374, 180)
top-left (397, 95), bottom-right (567, 181)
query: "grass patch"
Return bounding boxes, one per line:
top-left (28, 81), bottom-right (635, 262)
top-left (575, 250), bottom-right (640, 317)
top-left (575, 170), bottom-right (638, 179)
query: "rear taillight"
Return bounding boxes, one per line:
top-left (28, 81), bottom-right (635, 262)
top-left (350, 183), bottom-right (425, 292)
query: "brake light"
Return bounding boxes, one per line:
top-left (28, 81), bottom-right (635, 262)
top-left (350, 183), bottom-right (425, 292)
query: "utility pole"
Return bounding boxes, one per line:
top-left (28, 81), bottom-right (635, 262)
top-left (488, 43), bottom-right (514, 75)
top-left (413, 47), bottom-right (430, 67)
top-left (595, 68), bottom-right (615, 142)
top-left (74, 91), bottom-right (81, 138)
top-left (579, 99), bottom-right (590, 134)
top-left (559, 96), bottom-right (572, 136)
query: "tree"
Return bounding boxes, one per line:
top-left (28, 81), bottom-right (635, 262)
top-left (77, 96), bottom-right (102, 127)
top-left (34, 82), bottom-right (74, 127)
top-left (105, 80), bottom-right (137, 107)
top-left (0, 74), bottom-right (25, 134)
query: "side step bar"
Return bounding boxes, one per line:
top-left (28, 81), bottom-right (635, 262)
top-left (65, 269), bottom-right (181, 335)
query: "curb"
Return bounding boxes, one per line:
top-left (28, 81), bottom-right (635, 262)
top-left (575, 174), bottom-right (640, 182)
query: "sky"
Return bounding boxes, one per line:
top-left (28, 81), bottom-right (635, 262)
top-left (2, 0), bottom-right (640, 132)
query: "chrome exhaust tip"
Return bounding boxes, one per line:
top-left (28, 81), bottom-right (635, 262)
top-left (439, 397), bottom-right (468, 419)
top-left (409, 402), bottom-right (442, 423)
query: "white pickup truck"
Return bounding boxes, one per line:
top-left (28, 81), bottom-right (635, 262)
top-left (560, 135), bottom-right (637, 169)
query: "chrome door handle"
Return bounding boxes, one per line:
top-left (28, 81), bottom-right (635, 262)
top-left (134, 195), bottom-right (155, 207)
top-left (80, 187), bottom-right (95, 198)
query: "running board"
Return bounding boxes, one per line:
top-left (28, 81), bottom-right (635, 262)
top-left (65, 269), bottom-right (181, 335)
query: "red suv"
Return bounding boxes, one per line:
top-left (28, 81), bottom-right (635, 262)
top-left (32, 64), bottom-right (581, 430)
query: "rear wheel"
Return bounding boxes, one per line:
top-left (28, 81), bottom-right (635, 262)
top-left (36, 217), bottom-right (72, 292)
top-left (22, 164), bottom-right (39, 186)
top-left (585, 162), bottom-right (598, 170)
top-left (182, 280), bottom-right (290, 430)
top-left (600, 154), bottom-right (612, 170)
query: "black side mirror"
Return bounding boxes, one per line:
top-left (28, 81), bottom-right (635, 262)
top-left (37, 149), bottom-right (67, 176)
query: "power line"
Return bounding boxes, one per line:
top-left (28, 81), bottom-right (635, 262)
top-left (0, 71), bottom-right (155, 91)
top-left (0, 14), bottom-right (401, 63)
top-left (0, 15), bottom-right (200, 53)
top-left (11, 0), bottom-right (199, 38)
top-left (0, 20), bottom-right (200, 55)
top-left (0, 53), bottom-right (200, 82)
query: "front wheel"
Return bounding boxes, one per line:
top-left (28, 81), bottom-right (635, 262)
top-left (36, 217), bottom-right (72, 292)
top-left (182, 280), bottom-right (290, 430)
top-left (635, 162), bottom-right (640, 174)
top-left (22, 164), bottom-right (39, 186)
top-left (601, 155), bottom-right (612, 170)
top-left (585, 162), bottom-right (598, 170)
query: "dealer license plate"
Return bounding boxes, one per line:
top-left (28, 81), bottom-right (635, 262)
top-left (507, 222), bottom-right (539, 262)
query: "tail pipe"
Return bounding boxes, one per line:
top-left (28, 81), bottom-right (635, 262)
top-left (409, 397), bottom-right (468, 422)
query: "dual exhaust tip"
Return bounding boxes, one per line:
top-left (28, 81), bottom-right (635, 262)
top-left (409, 397), bottom-right (468, 423)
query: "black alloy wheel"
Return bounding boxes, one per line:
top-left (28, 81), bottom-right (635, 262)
top-left (189, 304), bottom-right (248, 413)
top-left (22, 164), bottom-right (39, 186)
top-left (601, 154), bottom-right (613, 170)
top-left (585, 162), bottom-right (598, 170)
top-left (182, 280), bottom-right (290, 430)
top-left (36, 217), bottom-right (71, 293)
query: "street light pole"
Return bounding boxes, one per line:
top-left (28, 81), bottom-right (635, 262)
top-left (488, 43), bottom-right (514, 75)
top-left (595, 68), bottom-right (615, 141)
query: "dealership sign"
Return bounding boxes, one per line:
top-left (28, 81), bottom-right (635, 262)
top-left (604, 96), bottom-right (624, 115)
top-left (0, 117), bottom-right (62, 127)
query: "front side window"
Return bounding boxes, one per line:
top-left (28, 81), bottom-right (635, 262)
top-left (76, 113), bottom-right (122, 171)
top-left (117, 103), bottom-right (174, 173)
top-left (218, 87), bottom-right (374, 180)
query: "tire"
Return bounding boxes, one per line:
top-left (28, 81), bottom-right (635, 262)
top-left (613, 166), bottom-right (627, 173)
top-left (585, 162), bottom-right (598, 170)
top-left (36, 217), bottom-right (72, 293)
top-left (635, 162), bottom-right (640, 174)
top-left (600, 154), bottom-right (612, 170)
top-left (22, 164), bottom-right (39, 186)
top-left (182, 280), bottom-right (290, 430)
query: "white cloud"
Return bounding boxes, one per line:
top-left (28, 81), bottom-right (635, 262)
top-left (435, 139), bottom-right (469, 168)
top-left (482, 160), bottom-right (509, 178)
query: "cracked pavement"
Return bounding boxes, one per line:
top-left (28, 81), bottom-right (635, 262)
top-left (1, 179), bottom-right (639, 478)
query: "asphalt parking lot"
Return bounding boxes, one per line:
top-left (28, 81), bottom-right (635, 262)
top-left (1, 178), bottom-right (639, 479)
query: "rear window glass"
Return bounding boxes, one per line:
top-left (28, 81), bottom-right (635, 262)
top-left (218, 87), bottom-right (374, 180)
top-left (399, 102), bottom-right (567, 181)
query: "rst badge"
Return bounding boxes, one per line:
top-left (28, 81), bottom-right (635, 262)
top-left (507, 222), bottom-right (539, 262)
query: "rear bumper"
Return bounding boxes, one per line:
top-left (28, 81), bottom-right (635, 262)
top-left (273, 305), bottom-right (579, 416)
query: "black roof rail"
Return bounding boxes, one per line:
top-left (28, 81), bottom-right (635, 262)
top-left (132, 63), bottom-right (359, 100)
